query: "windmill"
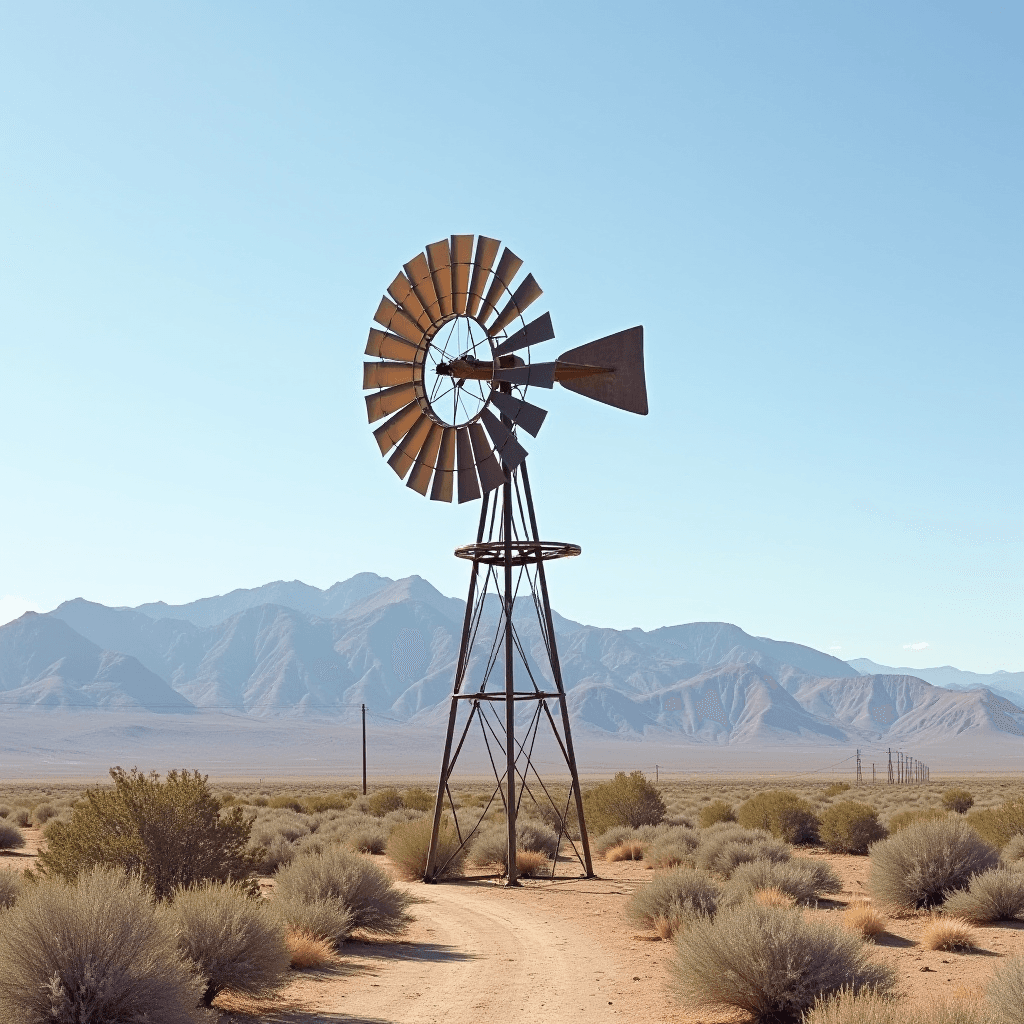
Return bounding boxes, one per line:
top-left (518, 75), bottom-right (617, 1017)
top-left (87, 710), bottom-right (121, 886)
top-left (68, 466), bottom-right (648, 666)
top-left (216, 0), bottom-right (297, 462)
top-left (362, 234), bottom-right (647, 883)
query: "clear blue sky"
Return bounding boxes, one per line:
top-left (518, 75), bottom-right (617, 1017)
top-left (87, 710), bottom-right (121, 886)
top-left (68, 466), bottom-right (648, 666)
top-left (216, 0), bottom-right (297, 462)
top-left (1, 2), bottom-right (1020, 674)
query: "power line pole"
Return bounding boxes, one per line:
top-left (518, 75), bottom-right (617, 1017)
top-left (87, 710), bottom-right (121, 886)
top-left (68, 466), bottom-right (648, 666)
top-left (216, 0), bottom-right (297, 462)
top-left (888, 748), bottom-right (894, 785)
top-left (361, 703), bottom-right (367, 796)
top-left (856, 749), bottom-right (862, 785)
top-left (872, 763), bottom-right (876, 785)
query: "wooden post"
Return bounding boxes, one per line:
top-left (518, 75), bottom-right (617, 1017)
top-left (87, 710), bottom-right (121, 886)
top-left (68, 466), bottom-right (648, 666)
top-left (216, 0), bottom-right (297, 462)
top-left (361, 703), bottom-right (367, 796)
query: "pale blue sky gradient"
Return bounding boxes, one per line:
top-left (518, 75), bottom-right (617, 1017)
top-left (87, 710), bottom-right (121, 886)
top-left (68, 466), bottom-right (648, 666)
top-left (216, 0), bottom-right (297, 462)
top-left (1, 2), bottom-right (1020, 672)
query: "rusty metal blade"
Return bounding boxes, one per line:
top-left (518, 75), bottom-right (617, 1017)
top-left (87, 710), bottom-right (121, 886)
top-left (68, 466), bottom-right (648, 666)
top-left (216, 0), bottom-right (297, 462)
top-left (387, 271), bottom-right (433, 333)
top-left (426, 240), bottom-right (453, 318)
top-left (363, 361), bottom-right (418, 390)
top-left (404, 252), bottom-right (442, 324)
top-left (373, 296), bottom-right (424, 345)
top-left (558, 326), bottom-right (648, 415)
top-left (491, 362), bottom-right (556, 389)
top-left (479, 247), bottom-right (523, 325)
top-left (467, 236), bottom-right (500, 318)
top-left (429, 426), bottom-right (456, 502)
top-left (479, 408), bottom-right (528, 470)
top-left (365, 382), bottom-right (419, 423)
top-left (492, 312), bottom-right (555, 357)
top-left (450, 235), bottom-right (473, 316)
top-left (387, 413), bottom-right (433, 479)
top-left (407, 422), bottom-right (443, 495)
top-left (488, 391), bottom-right (548, 438)
top-left (455, 426), bottom-right (481, 503)
top-left (365, 328), bottom-right (421, 362)
top-left (488, 274), bottom-right (543, 337)
top-left (468, 422), bottom-right (506, 493)
top-left (373, 402), bottom-right (422, 455)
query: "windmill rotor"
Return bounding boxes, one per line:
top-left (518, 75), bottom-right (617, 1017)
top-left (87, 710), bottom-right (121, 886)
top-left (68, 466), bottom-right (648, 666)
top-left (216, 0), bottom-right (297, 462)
top-left (363, 234), bottom-right (647, 502)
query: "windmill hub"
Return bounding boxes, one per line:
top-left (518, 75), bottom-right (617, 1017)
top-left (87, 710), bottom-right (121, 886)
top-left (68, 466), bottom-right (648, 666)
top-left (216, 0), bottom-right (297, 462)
top-left (360, 234), bottom-right (648, 885)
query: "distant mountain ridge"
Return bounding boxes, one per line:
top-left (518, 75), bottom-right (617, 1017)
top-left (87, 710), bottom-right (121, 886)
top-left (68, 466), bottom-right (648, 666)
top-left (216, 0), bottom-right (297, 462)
top-left (0, 575), bottom-right (1017, 749)
top-left (848, 658), bottom-right (1024, 700)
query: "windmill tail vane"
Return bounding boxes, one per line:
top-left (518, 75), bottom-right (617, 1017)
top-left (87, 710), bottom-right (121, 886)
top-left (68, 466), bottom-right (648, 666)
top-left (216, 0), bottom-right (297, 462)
top-left (359, 233), bottom-right (648, 885)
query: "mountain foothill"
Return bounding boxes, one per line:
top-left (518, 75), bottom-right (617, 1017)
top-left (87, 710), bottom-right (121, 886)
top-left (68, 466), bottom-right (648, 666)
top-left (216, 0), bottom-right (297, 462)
top-left (0, 573), bottom-right (1021, 749)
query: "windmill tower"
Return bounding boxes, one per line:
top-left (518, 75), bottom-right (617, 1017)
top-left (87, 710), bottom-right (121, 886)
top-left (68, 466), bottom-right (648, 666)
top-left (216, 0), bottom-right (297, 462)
top-left (361, 235), bottom-right (648, 884)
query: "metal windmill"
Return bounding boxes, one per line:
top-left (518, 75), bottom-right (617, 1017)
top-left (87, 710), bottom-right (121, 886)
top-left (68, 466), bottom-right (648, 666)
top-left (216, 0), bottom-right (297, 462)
top-left (362, 234), bottom-right (647, 884)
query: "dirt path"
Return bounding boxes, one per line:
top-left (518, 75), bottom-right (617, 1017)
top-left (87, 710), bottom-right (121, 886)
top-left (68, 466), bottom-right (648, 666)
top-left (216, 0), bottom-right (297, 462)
top-left (227, 867), bottom-right (683, 1024)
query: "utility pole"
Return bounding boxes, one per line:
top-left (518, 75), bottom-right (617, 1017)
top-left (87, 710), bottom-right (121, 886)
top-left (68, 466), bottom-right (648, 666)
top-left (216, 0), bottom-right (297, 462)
top-left (655, 764), bottom-right (659, 784)
top-left (888, 749), bottom-right (894, 785)
top-left (361, 703), bottom-right (367, 796)
top-left (856, 749), bottom-right (862, 785)
top-left (872, 763), bottom-right (876, 785)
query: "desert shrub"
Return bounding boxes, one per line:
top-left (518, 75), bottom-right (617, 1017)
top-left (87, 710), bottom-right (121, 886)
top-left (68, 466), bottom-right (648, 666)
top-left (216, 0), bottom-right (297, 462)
top-left (887, 808), bottom-right (949, 833)
top-left (275, 896), bottom-right (354, 948)
top-left (988, 956), bottom-right (1024, 1024)
top-left (592, 825), bottom-right (638, 856)
top-left (942, 788), bottom-right (975, 814)
top-left (402, 787), bottom-right (434, 812)
top-left (532, 789), bottom-right (581, 839)
top-left (819, 802), bottom-right (887, 855)
top-left (627, 867), bottom-right (721, 937)
top-left (285, 929), bottom-right (337, 970)
top-left (670, 902), bottom-right (895, 1021)
top-left (345, 823), bottom-right (387, 855)
top-left (583, 772), bottom-right (665, 834)
top-left (0, 867), bottom-right (205, 1023)
top-left (737, 790), bottom-right (819, 844)
top-left (942, 868), bottom-right (1024, 923)
top-left (267, 795), bottom-right (304, 812)
top-left (0, 805), bottom-right (9, 818)
top-left (0, 870), bottom-right (22, 908)
top-left (469, 821), bottom-right (559, 870)
top-left (696, 829), bottom-right (792, 878)
top-left (249, 833), bottom-right (296, 875)
top-left (823, 783), bottom-right (851, 799)
top-left (0, 821), bottom-right (25, 851)
top-left (302, 792), bottom-right (354, 814)
top-left (967, 798), bottom-right (1024, 849)
top-left (606, 841), bottom-right (645, 861)
top-left (921, 917), bottom-right (976, 951)
top-left (699, 800), bottom-right (736, 828)
top-left (515, 819), bottom-right (559, 857)
top-left (868, 816), bottom-right (998, 910)
top-left (843, 902), bottom-right (887, 939)
top-left (253, 813), bottom-right (311, 844)
top-left (1002, 834), bottom-right (1024, 865)
top-left (275, 847), bottom-right (413, 936)
top-left (648, 826), bottom-right (701, 868)
top-left (516, 851), bottom-right (547, 877)
top-left (10, 809), bottom-right (29, 827)
top-left (805, 989), bottom-right (986, 1024)
top-left (165, 882), bottom-right (290, 1006)
top-left (753, 886), bottom-right (796, 908)
top-left (388, 814), bottom-right (466, 881)
top-left (39, 767), bottom-right (258, 900)
top-left (724, 857), bottom-right (842, 905)
top-left (367, 788), bottom-right (404, 817)
top-left (32, 802), bottom-right (58, 826)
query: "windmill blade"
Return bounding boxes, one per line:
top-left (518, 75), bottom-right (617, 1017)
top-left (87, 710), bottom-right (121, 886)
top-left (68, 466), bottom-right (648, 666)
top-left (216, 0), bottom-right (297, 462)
top-left (455, 426), bottom-right (481, 503)
top-left (488, 274), bottom-right (543, 337)
top-left (557, 326), bottom-right (648, 415)
top-left (480, 408), bottom-right (528, 471)
top-left (491, 361), bottom-right (557, 389)
top-left (363, 361), bottom-right (417, 390)
top-left (365, 381), bottom-right (420, 423)
top-left (387, 413), bottom-right (433, 479)
top-left (450, 235), bottom-right (473, 315)
top-left (407, 422), bottom-right (443, 495)
top-left (404, 252), bottom-right (442, 324)
top-left (387, 272), bottom-right (433, 333)
top-left (492, 312), bottom-right (555, 357)
top-left (373, 297), bottom-right (424, 346)
top-left (429, 426), bottom-right (456, 502)
top-left (365, 328), bottom-right (421, 362)
top-left (468, 422), bottom-right (506, 493)
top-left (479, 248), bottom-right (523, 325)
top-left (467, 236), bottom-right (500, 318)
top-left (426, 240), bottom-right (454, 318)
top-left (372, 402), bottom-right (423, 456)
top-left (488, 391), bottom-right (548, 438)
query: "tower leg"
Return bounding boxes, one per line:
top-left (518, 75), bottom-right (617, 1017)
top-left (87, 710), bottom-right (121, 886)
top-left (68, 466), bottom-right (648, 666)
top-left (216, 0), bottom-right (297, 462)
top-left (503, 474), bottom-right (519, 886)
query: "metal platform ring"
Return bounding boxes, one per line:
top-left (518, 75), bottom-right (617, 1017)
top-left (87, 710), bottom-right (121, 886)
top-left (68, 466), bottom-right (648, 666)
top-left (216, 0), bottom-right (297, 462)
top-left (454, 540), bottom-right (581, 565)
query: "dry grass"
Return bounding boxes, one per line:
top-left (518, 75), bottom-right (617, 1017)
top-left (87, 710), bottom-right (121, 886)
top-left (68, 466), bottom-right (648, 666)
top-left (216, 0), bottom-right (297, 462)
top-left (285, 929), bottom-right (339, 970)
top-left (921, 916), bottom-right (977, 951)
top-left (843, 902), bottom-right (887, 939)
top-left (515, 850), bottom-right (547, 877)
top-left (752, 886), bottom-right (796, 908)
top-left (605, 841), bottom-right (645, 861)
top-left (653, 915), bottom-right (675, 940)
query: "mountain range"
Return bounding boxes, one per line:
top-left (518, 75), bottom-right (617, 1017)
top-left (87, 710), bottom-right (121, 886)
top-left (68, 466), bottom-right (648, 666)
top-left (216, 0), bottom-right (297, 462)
top-left (1, 575), bottom-right (1020, 754)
